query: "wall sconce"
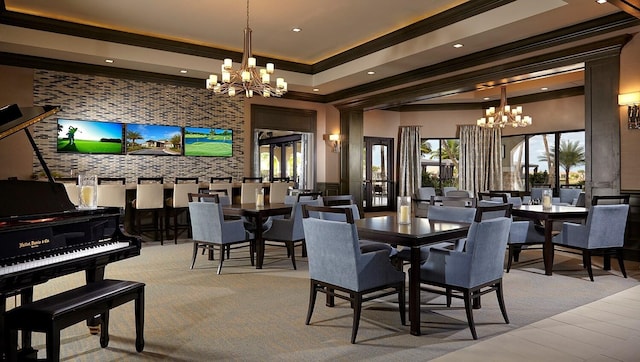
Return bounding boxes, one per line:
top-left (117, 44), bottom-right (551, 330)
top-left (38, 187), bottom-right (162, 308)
top-left (323, 134), bottom-right (341, 152)
top-left (618, 91), bottom-right (640, 129)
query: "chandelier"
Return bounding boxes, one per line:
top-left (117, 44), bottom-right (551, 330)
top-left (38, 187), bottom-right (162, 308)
top-left (477, 86), bottom-right (532, 128)
top-left (205, 0), bottom-right (287, 98)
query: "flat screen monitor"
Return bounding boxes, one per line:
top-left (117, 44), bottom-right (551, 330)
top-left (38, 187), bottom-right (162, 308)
top-left (56, 119), bottom-right (124, 154)
top-left (184, 126), bottom-right (233, 157)
top-left (125, 124), bottom-right (182, 156)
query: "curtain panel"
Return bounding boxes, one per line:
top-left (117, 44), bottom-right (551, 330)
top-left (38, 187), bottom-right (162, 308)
top-left (398, 126), bottom-right (421, 198)
top-left (459, 125), bottom-right (502, 196)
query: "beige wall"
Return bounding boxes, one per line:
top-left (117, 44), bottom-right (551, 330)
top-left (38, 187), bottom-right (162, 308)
top-left (0, 65), bottom-right (34, 180)
top-left (620, 33), bottom-right (640, 190)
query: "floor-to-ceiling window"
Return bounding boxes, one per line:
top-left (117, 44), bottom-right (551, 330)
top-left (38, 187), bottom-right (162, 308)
top-left (501, 130), bottom-right (585, 193)
top-left (420, 138), bottom-right (459, 193)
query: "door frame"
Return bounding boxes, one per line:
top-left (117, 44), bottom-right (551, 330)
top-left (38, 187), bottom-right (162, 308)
top-left (363, 136), bottom-right (394, 212)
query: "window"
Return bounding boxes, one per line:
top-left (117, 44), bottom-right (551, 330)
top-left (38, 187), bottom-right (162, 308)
top-left (501, 130), bottom-right (584, 193)
top-left (420, 138), bottom-right (459, 192)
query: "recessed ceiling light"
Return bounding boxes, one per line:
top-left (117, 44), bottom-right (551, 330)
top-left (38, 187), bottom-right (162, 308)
top-left (180, 70), bottom-right (188, 74)
top-left (105, 59), bottom-right (114, 63)
top-left (483, 97), bottom-right (490, 101)
top-left (367, 71), bottom-right (375, 75)
top-left (453, 43), bottom-right (463, 48)
top-left (313, 88), bottom-right (319, 92)
top-left (292, 27), bottom-right (301, 32)
top-left (596, 0), bottom-right (607, 4)
top-left (541, 87), bottom-right (548, 91)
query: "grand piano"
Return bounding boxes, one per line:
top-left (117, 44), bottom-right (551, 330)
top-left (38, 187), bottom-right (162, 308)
top-left (0, 104), bottom-right (141, 358)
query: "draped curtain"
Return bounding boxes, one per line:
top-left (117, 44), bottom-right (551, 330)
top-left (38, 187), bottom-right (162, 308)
top-left (459, 125), bottom-right (502, 196)
top-left (398, 126), bottom-right (421, 198)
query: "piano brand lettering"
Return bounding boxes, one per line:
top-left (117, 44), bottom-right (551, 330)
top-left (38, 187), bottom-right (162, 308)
top-left (19, 238), bottom-right (51, 249)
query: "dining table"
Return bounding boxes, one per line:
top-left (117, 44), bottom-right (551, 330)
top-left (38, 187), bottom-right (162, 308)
top-left (354, 215), bottom-right (470, 336)
top-left (222, 202), bottom-right (293, 269)
top-left (511, 204), bottom-right (589, 276)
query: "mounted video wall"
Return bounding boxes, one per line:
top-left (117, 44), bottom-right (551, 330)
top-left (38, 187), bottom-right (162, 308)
top-left (56, 118), bottom-right (233, 157)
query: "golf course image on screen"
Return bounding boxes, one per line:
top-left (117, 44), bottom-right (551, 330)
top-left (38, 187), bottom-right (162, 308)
top-left (184, 126), bottom-right (232, 157)
top-left (57, 119), bottom-right (124, 154)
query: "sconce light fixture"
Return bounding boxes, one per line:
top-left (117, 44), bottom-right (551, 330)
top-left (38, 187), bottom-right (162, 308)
top-left (323, 134), bottom-right (341, 152)
top-left (618, 91), bottom-right (640, 129)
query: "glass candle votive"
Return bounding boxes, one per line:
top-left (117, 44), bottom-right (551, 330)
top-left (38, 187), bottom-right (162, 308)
top-left (542, 189), bottom-right (552, 210)
top-left (255, 187), bottom-right (265, 206)
top-left (78, 173), bottom-right (97, 209)
top-left (397, 196), bottom-right (411, 224)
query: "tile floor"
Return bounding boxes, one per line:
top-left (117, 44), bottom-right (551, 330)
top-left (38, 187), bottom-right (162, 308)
top-left (433, 284), bottom-right (640, 361)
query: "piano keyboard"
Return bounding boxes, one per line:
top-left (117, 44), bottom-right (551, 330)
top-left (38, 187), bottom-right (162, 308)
top-left (0, 241), bottom-right (131, 275)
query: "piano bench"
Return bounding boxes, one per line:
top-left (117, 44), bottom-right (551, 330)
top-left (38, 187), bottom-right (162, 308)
top-left (3, 279), bottom-right (145, 362)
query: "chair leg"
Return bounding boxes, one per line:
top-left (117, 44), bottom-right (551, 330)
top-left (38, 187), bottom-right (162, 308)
top-left (616, 248), bottom-right (627, 278)
top-left (463, 290), bottom-right (478, 340)
top-left (506, 245), bottom-right (514, 273)
top-left (288, 241), bottom-right (297, 270)
top-left (249, 241), bottom-right (255, 266)
top-left (446, 287), bottom-right (452, 307)
top-left (305, 281), bottom-right (318, 325)
top-left (398, 284), bottom-right (406, 326)
top-left (173, 212), bottom-right (179, 244)
top-left (191, 242), bottom-right (199, 269)
top-left (584, 250), bottom-right (594, 282)
top-left (326, 288), bottom-right (335, 307)
top-left (496, 281), bottom-right (509, 324)
top-left (351, 293), bottom-right (363, 344)
top-left (217, 244), bottom-right (226, 275)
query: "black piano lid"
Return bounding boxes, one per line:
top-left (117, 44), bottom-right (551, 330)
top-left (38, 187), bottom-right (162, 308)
top-left (0, 104), bottom-right (60, 140)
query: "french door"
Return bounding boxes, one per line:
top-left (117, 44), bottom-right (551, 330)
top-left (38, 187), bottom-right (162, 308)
top-left (363, 137), bottom-right (394, 212)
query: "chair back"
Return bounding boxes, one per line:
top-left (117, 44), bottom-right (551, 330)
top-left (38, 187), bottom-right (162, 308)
top-left (138, 177), bottom-right (163, 184)
top-left (475, 201), bottom-right (512, 221)
top-left (188, 201), bottom-right (225, 243)
top-left (584, 204), bottom-right (630, 248)
top-left (271, 177), bottom-right (290, 182)
top-left (289, 199), bottom-right (323, 240)
top-left (427, 205), bottom-right (476, 223)
top-left (242, 176), bottom-right (263, 183)
top-left (97, 177), bottom-right (126, 185)
top-left (416, 187), bottom-right (436, 201)
top-left (442, 186), bottom-right (457, 196)
top-left (592, 194), bottom-right (630, 205)
top-left (322, 194), bottom-right (355, 206)
top-left (558, 188), bottom-right (582, 205)
top-left (465, 217), bottom-right (512, 286)
top-left (439, 196), bottom-right (475, 207)
top-left (96, 183), bottom-right (126, 208)
top-left (209, 182), bottom-right (233, 203)
top-left (210, 176), bottom-right (232, 183)
top-left (135, 183), bottom-right (164, 209)
top-left (302, 204), bottom-right (356, 223)
top-left (268, 182), bottom-right (293, 204)
top-left (478, 192), bottom-right (509, 203)
top-left (446, 189), bottom-right (472, 198)
top-left (171, 182), bottom-right (200, 208)
top-left (241, 182), bottom-right (264, 204)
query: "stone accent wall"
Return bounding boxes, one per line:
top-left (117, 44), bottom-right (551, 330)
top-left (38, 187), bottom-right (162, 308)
top-left (31, 70), bottom-right (244, 183)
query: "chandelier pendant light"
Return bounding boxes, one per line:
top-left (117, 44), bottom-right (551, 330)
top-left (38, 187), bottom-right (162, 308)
top-left (205, 0), bottom-right (287, 98)
top-left (477, 86), bottom-right (532, 128)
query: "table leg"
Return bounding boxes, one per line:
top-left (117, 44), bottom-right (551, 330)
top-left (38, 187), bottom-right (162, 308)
top-left (409, 247), bottom-right (421, 336)
top-left (255, 214), bottom-right (265, 269)
top-left (543, 219), bottom-right (554, 276)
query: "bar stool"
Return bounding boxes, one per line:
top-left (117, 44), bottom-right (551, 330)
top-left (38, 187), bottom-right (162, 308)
top-left (210, 176), bottom-right (232, 183)
top-left (166, 177), bottom-right (200, 244)
top-left (268, 181), bottom-right (293, 204)
top-left (242, 176), bottom-right (263, 183)
top-left (209, 177), bottom-right (233, 206)
top-left (131, 177), bottom-right (164, 244)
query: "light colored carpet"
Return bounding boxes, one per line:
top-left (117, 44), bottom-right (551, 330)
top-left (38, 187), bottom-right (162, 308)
top-left (7, 240), bottom-right (639, 361)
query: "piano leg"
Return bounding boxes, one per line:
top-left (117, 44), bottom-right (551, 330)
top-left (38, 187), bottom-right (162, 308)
top-left (85, 266), bottom-right (106, 334)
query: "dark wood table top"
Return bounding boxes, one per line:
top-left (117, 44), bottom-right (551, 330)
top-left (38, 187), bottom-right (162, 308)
top-left (511, 204), bottom-right (589, 220)
top-left (354, 216), bottom-right (469, 247)
top-left (222, 203), bottom-right (292, 216)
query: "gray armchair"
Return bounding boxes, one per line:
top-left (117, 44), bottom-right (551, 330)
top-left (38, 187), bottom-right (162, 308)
top-left (414, 187), bottom-right (436, 217)
top-left (261, 199), bottom-right (322, 269)
top-left (188, 201), bottom-right (254, 274)
top-left (418, 217), bottom-right (512, 340)
top-left (553, 188), bottom-right (582, 206)
top-left (301, 206), bottom-right (406, 344)
top-left (552, 203), bottom-right (629, 281)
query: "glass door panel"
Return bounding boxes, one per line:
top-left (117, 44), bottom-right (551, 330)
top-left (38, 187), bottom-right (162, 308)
top-left (363, 137), bottom-right (393, 212)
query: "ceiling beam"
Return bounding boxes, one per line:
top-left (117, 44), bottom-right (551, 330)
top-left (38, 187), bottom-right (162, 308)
top-left (607, 0), bottom-right (640, 19)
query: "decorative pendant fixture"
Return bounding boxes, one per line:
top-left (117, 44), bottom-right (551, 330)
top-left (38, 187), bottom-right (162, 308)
top-left (205, 0), bottom-right (287, 98)
top-left (477, 86), bottom-right (532, 128)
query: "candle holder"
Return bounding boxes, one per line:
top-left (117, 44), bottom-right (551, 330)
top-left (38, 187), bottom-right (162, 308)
top-left (78, 173), bottom-right (97, 209)
top-left (397, 196), bottom-right (411, 224)
top-left (542, 189), bottom-right (552, 210)
top-left (255, 187), bottom-right (265, 207)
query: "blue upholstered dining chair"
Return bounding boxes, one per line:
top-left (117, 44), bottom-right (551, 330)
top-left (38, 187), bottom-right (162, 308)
top-left (414, 187), bottom-right (437, 217)
top-left (418, 216), bottom-right (512, 340)
top-left (552, 203), bottom-right (630, 281)
top-left (260, 199), bottom-right (322, 270)
top-left (316, 199), bottom-right (397, 257)
top-left (188, 199), bottom-right (254, 274)
top-left (301, 205), bottom-right (406, 344)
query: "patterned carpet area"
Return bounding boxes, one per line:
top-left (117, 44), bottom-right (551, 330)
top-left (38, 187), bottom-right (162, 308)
top-left (7, 240), bottom-right (639, 361)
